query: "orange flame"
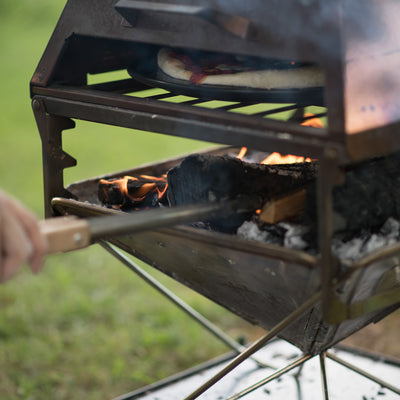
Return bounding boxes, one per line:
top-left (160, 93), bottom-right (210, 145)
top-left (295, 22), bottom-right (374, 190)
top-left (99, 174), bottom-right (168, 208)
top-left (261, 152), bottom-right (312, 165)
top-left (236, 113), bottom-right (322, 165)
top-left (300, 113), bottom-right (324, 128)
top-left (138, 175), bottom-right (169, 199)
top-left (236, 147), bottom-right (248, 160)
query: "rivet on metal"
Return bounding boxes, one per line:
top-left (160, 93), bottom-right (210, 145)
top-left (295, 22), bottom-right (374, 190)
top-left (73, 233), bottom-right (83, 245)
top-left (32, 99), bottom-right (41, 112)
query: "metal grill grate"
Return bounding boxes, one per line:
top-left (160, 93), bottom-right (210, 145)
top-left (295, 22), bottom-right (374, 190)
top-left (87, 78), bottom-right (328, 128)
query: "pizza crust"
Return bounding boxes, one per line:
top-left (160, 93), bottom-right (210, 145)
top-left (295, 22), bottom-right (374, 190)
top-left (158, 48), bottom-right (325, 89)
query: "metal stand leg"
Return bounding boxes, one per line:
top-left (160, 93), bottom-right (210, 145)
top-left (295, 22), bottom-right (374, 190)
top-left (293, 358), bottom-right (306, 379)
top-left (319, 352), bottom-right (330, 400)
top-left (225, 353), bottom-right (313, 400)
top-left (184, 292), bottom-right (321, 400)
top-left (98, 243), bottom-right (331, 400)
top-left (326, 351), bottom-right (400, 395)
top-left (99, 241), bottom-right (275, 369)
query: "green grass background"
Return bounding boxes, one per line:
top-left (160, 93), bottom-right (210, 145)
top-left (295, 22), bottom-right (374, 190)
top-left (0, 1), bottom-right (256, 399)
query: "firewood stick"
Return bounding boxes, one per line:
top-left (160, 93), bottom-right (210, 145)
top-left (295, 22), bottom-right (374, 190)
top-left (259, 189), bottom-right (306, 224)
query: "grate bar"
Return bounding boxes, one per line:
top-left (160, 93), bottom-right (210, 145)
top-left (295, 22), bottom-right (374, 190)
top-left (179, 98), bottom-right (203, 105)
top-left (210, 103), bottom-right (247, 111)
top-left (252, 103), bottom-right (300, 117)
top-left (302, 111), bottom-right (327, 120)
top-left (146, 92), bottom-right (174, 100)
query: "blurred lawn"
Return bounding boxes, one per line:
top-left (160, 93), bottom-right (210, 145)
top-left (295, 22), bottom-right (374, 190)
top-left (0, 1), bottom-right (252, 399)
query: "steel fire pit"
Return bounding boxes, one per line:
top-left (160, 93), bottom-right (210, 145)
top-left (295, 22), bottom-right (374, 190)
top-left (31, 0), bottom-right (400, 398)
top-left (50, 146), bottom-right (400, 355)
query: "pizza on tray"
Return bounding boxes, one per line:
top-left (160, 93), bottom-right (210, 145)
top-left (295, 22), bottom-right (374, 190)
top-left (157, 47), bottom-right (324, 89)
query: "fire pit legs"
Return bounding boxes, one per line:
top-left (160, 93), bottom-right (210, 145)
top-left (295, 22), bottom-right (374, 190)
top-left (319, 352), bottom-right (330, 400)
top-left (184, 292), bottom-right (321, 400)
top-left (99, 240), bottom-right (275, 369)
top-left (326, 351), bottom-right (400, 396)
top-left (98, 239), bottom-right (332, 399)
top-left (97, 240), bottom-right (400, 399)
top-left (225, 353), bottom-right (313, 400)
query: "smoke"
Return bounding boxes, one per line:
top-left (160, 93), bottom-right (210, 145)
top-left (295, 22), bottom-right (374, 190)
top-left (195, 0), bottom-right (387, 62)
top-left (341, 0), bottom-right (386, 43)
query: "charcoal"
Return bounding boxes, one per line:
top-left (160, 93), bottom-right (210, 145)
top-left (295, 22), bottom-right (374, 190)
top-left (303, 151), bottom-right (400, 237)
top-left (333, 154), bottom-right (400, 232)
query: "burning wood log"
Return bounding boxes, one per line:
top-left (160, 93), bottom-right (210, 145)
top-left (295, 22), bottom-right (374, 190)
top-left (167, 154), bottom-right (318, 232)
top-left (167, 154), bottom-right (318, 204)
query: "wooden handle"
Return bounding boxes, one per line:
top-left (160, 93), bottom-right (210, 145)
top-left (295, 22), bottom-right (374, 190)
top-left (40, 198), bottom-right (259, 254)
top-left (39, 201), bottom-right (230, 254)
top-left (39, 217), bottom-right (91, 254)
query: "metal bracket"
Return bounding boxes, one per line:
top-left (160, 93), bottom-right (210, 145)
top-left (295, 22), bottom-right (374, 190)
top-left (32, 97), bottom-right (77, 217)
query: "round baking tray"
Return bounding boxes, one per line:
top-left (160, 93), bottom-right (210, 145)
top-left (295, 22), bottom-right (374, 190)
top-left (128, 62), bottom-right (325, 106)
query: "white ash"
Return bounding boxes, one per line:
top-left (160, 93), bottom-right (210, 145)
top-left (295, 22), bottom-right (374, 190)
top-left (278, 222), bottom-right (309, 251)
top-left (237, 217), bottom-right (400, 264)
top-left (237, 221), bottom-right (309, 251)
top-left (332, 217), bottom-right (400, 266)
top-left (237, 221), bottom-right (272, 243)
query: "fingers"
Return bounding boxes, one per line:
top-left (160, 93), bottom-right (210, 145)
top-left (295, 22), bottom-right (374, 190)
top-left (6, 198), bottom-right (48, 274)
top-left (0, 209), bottom-right (34, 282)
top-left (0, 190), bottom-right (48, 282)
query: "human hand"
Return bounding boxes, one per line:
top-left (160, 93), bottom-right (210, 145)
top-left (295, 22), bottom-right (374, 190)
top-left (0, 190), bottom-right (48, 282)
